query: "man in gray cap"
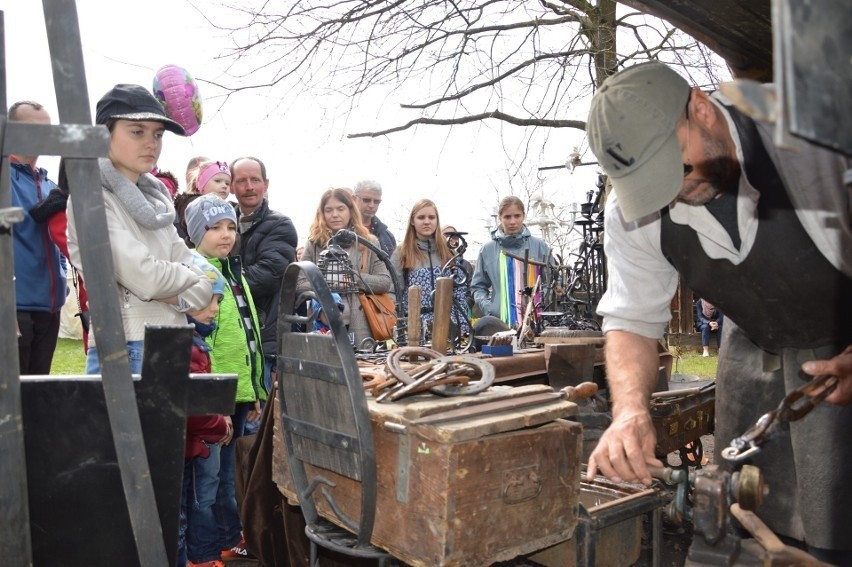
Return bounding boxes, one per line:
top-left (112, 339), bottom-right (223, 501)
top-left (585, 61), bottom-right (851, 561)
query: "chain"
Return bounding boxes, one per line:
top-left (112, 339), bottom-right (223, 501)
top-left (721, 374), bottom-right (838, 462)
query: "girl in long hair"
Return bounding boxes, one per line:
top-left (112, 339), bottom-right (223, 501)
top-left (392, 199), bottom-right (469, 338)
top-left (301, 188), bottom-right (392, 345)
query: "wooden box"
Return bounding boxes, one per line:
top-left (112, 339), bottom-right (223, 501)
top-left (272, 384), bottom-right (583, 567)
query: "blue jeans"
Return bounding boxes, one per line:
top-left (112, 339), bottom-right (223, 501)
top-left (700, 320), bottom-right (722, 348)
top-left (85, 340), bottom-right (144, 374)
top-left (216, 402), bottom-right (252, 549)
top-left (184, 444), bottom-right (222, 562)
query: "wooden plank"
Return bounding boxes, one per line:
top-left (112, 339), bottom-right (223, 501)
top-left (413, 403), bottom-right (578, 444)
top-left (488, 351), bottom-right (547, 384)
top-left (393, 384), bottom-right (557, 420)
top-left (534, 336), bottom-right (606, 345)
top-left (280, 332), bottom-right (363, 479)
top-left (408, 392), bottom-right (565, 426)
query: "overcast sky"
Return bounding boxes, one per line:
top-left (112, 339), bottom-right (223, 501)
top-left (3, 0), bottom-right (602, 253)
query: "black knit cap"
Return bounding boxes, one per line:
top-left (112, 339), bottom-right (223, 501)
top-left (95, 84), bottom-right (185, 135)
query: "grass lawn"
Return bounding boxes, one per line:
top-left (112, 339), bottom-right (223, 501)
top-left (51, 338), bottom-right (87, 375)
top-left (670, 349), bottom-right (719, 379)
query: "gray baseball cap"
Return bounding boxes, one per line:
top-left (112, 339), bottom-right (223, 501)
top-left (587, 62), bottom-right (690, 222)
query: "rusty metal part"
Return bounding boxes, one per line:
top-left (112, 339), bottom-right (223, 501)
top-left (648, 466), bottom-right (689, 525)
top-left (730, 504), bottom-right (835, 565)
top-left (384, 348), bottom-right (494, 399)
top-left (687, 466), bottom-right (742, 565)
top-left (651, 382), bottom-right (716, 458)
top-left (730, 503), bottom-right (785, 554)
top-left (722, 374), bottom-right (838, 462)
top-left (648, 465), bottom-right (687, 486)
top-left (386, 346), bottom-right (443, 384)
top-left (426, 355), bottom-right (495, 397)
top-left (731, 464), bottom-right (766, 512)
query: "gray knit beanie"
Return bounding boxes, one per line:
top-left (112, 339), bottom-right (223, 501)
top-left (185, 194), bottom-right (237, 247)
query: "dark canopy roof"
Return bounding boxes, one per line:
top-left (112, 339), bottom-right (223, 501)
top-left (621, 0), bottom-right (773, 81)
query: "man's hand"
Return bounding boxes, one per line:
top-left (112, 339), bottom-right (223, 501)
top-left (587, 409), bottom-right (662, 486)
top-left (247, 400), bottom-right (262, 425)
top-left (802, 345), bottom-right (852, 406)
top-left (709, 321), bottom-right (719, 331)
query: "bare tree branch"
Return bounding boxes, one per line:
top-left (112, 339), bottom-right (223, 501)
top-left (347, 110), bottom-right (586, 138)
top-left (207, 0), bottom-right (728, 150)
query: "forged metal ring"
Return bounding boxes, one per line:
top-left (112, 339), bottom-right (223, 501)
top-left (428, 355), bottom-right (494, 396)
top-left (386, 346), bottom-right (443, 384)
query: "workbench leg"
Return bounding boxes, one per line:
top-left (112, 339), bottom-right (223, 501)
top-left (652, 507), bottom-right (662, 567)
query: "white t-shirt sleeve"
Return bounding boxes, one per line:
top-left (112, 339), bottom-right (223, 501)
top-left (596, 195), bottom-right (680, 339)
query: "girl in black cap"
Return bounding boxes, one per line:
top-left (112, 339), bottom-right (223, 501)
top-left (66, 84), bottom-right (212, 373)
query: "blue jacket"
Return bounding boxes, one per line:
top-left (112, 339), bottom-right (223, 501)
top-left (11, 162), bottom-right (65, 312)
top-left (370, 216), bottom-right (396, 259)
top-left (470, 226), bottom-right (551, 321)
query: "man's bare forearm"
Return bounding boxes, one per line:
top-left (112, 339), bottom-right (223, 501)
top-left (605, 330), bottom-right (662, 417)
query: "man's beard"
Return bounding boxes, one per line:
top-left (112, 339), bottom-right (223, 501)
top-left (676, 126), bottom-right (740, 207)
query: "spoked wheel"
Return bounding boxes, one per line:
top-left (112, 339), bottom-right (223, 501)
top-left (679, 439), bottom-right (705, 469)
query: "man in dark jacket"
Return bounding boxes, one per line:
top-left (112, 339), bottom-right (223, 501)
top-left (10, 101), bottom-right (66, 374)
top-left (354, 179), bottom-right (396, 258)
top-left (231, 157), bottom-right (298, 391)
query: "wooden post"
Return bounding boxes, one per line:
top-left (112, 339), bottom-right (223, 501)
top-left (431, 277), bottom-right (453, 354)
top-left (407, 286), bottom-right (421, 346)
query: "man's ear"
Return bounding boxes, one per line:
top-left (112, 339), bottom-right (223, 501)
top-left (262, 179), bottom-right (270, 196)
top-left (689, 89), bottom-right (718, 128)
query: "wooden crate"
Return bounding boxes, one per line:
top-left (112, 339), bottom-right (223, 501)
top-left (272, 385), bottom-right (583, 567)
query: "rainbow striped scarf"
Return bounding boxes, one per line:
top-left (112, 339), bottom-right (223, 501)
top-left (498, 251), bottom-right (543, 326)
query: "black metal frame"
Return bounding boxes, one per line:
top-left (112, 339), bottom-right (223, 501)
top-left (574, 481), bottom-right (666, 567)
top-left (277, 261), bottom-right (389, 564)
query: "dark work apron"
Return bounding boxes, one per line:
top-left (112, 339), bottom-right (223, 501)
top-left (660, 105), bottom-right (852, 550)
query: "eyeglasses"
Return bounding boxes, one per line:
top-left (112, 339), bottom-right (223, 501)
top-left (359, 197), bottom-right (382, 205)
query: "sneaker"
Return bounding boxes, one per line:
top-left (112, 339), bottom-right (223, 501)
top-left (188, 561), bottom-right (224, 567)
top-left (702, 351), bottom-right (710, 357)
top-left (221, 536), bottom-right (254, 559)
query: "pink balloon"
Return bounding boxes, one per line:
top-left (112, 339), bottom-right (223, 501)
top-left (153, 64), bottom-right (203, 136)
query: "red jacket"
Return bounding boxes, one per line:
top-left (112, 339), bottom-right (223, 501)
top-left (185, 338), bottom-right (228, 459)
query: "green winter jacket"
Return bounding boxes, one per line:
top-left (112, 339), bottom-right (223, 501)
top-left (205, 255), bottom-right (266, 403)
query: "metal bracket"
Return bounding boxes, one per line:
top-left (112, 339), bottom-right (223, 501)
top-left (0, 206), bottom-right (24, 233)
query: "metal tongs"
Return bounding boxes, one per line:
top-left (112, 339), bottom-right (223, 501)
top-left (721, 374), bottom-right (838, 462)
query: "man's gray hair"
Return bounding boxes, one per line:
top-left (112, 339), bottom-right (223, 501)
top-left (354, 179), bottom-right (382, 196)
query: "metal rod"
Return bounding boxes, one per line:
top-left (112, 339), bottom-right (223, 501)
top-left (0, 11), bottom-right (34, 563)
top-left (42, 0), bottom-right (168, 563)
